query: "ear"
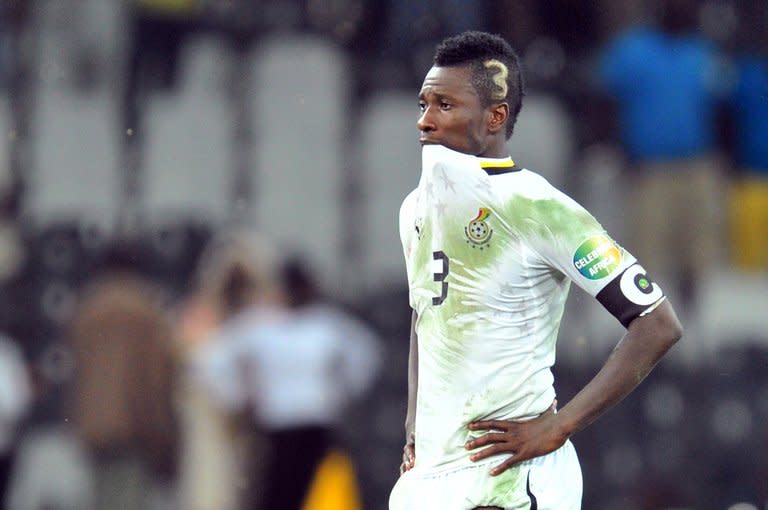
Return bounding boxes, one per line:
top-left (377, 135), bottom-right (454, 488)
top-left (487, 103), bottom-right (509, 135)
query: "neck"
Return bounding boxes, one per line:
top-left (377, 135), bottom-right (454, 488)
top-left (478, 140), bottom-right (508, 159)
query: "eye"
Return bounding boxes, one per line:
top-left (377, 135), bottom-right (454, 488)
top-left (439, 101), bottom-right (452, 110)
top-left (418, 101), bottom-right (426, 113)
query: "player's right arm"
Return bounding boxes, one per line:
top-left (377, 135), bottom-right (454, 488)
top-left (401, 309), bottom-right (418, 474)
top-left (398, 189), bottom-right (421, 474)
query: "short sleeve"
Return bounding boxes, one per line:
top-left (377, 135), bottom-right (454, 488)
top-left (526, 188), bottom-right (665, 327)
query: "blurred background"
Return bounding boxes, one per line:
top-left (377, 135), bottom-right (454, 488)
top-left (0, 0), bottom-right (766, 509)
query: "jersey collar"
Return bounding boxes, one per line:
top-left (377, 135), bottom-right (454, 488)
top-left (478, 156), bottom-right (521, 175)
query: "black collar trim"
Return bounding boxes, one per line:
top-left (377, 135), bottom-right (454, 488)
top-left (483, 164), bottom-right (522, 175)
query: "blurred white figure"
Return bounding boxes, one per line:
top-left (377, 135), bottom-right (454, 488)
top-left (0, 335), bottom-right (31, 508)
top-left (6, 426), bottom-right (94, 510)
top-left (196, 256), bottom-right (381, 510)
top-left (178, 229), bottom-right (282, 510)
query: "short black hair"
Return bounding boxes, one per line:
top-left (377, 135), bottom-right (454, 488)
top-left (281, 256), bottom-right (318, 308)
top-left (433, 31), bottom-right (524, 139)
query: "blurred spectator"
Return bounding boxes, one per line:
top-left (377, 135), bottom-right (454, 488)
top-left (179, 229), bottom-right (281, 510)
top-left (262, 257), bottom-right (380, 510)
top-left (5, 424), bottom-right (94, 510)
top-left (726, 9), bottom-right (768, 271)
top-left (195, 254), bottom-right (380, 510)
top-left (597, 0), bottom-right (729, 312)
top-left (0, 334), bottom-right (30, 509)
top-left (68, 241), bottom-right (178, 510)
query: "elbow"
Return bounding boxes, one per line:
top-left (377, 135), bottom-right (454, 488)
top-left (658, 302), bottom-right (684, 348)
top-left (632, 299), bottom-right (684, 349)
top-left (666, 315), bottom-right (684, 347)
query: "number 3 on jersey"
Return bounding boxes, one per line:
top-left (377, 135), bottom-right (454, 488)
top-left (432, 251), bottom-right (449, 306)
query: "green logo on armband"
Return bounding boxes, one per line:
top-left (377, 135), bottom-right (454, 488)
top-left (573, 235), bottom-right (622, 280)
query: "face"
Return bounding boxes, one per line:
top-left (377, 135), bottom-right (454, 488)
top-left (418, 65), bottom-right (491, 156)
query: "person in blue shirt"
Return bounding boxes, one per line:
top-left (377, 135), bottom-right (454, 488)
top-left (597, 0), bottom-right (728, 313)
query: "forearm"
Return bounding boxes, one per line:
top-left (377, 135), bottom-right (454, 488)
top-left (405, 310), bottom-right (418, 441)
top-left (556, 300), bottom-right (683, 439)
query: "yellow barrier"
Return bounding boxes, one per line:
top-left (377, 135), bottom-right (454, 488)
top-left (729, 178), bottom-right (768, 270)
top-left (302, 450), bottom-right (362, 510)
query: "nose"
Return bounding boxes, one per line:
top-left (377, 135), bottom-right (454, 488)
top-left (417, 106), bottom-right (436, 133)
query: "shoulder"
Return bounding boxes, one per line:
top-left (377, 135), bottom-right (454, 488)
top-left (684, 34), bottom-right (717, 52)
top-left (399, 188), bottom-right (419, 222)
top-left (502, 167), bottom-right (580, 209)
top-left (400, 188), bottom-right (418, 210)
top-left (234, 305), bottom-right (287, 328)
top-left (502, 168), bottom-right (602, 242)
top-left (76, 276), bottom-right (165, 318)
top-left (221, 306), bottom-right (287, 341)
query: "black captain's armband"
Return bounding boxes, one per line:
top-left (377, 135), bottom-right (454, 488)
top-left (596, 263), bottom-right (665, 328)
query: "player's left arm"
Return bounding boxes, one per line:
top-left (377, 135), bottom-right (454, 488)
top-left (555, 298), bottom-right (682, 437)
top-left (466, 299), bottom-right (682, 475)
top-left (465, 186), bottom-right (683, 475)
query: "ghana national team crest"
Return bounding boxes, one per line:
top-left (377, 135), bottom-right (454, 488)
top-left (464, 207), bottom-right (493, 249)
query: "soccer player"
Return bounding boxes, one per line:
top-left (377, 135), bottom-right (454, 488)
top-left (389, 31), bottom-right (683, 510)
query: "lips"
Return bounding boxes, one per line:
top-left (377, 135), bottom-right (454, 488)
top-left (419, 138), bottom-right (439, 145)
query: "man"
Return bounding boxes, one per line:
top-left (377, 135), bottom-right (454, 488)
top-left (193, 247), bottom-right (380, 510)
top-left (597, 0), bottom-right (727, 311)
top-left (389, 31), bottom-right (683, 510)
top-left (70, 242), bottom-right (178, 510)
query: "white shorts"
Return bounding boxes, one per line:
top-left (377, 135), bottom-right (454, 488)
top-left (389, 440), bottom-right (582, 510)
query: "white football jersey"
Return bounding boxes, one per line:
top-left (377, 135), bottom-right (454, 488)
top-left (399, 145), bottom-right (663, 472)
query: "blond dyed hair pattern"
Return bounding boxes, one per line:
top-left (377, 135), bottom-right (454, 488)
top-left (483, 59), bottom-right (509, 101)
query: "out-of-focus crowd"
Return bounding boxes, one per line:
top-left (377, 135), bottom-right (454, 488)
top-left (0, 230), bottom-right (381, 510)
